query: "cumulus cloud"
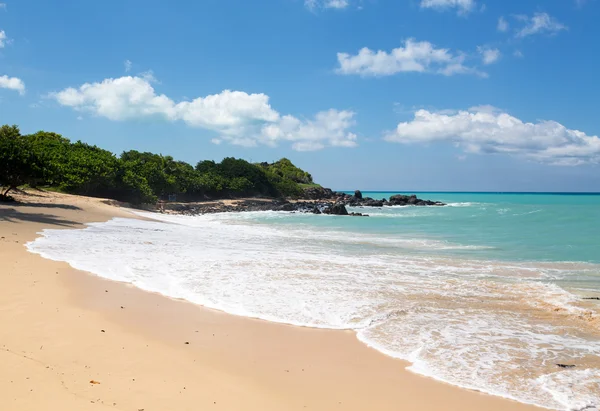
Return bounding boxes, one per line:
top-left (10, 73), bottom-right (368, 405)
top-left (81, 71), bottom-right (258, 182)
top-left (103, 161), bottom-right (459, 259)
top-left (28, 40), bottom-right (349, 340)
top-left (497, 16), bottom-right (509, 32)
top-left (305, 0), bottom-right (349, 11)
top-left (384, 106), bottom-right (600, 165)
top-left (336, 38), bottom-right (486, 77)
top-left (515, 12), bottom-right (567, 38)
top-left (477, 47), bottom-right (501, 65)
top-left (259, 109), bottom-right (357, 151)
top-left (50, 75), bottom-right (358, 151)
top-left (420, 0), bottom-right (477, 14)
top-left (0, 75), bottom-right (25, 94)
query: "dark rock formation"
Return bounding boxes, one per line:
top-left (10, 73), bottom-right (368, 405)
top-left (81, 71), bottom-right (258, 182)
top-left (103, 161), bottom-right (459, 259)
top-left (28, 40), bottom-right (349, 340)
top-left (323, 203), bottom-right (349, 216)
top-left (303, 186), bottom-right (334, 200)
top-left (362, 199), bottom-right (384, 207)
top-left (159, 189), bottom-right (445, 217)
top-left (388, 194), bottom-right (444, 207)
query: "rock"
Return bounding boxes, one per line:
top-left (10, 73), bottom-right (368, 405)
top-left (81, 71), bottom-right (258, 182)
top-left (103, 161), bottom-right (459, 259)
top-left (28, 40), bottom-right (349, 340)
top-left (303, 186), bottom-right (335, 200)
top-left (349, 212), bottom-right (369, 217)
top-left (354, 190), bottom-right (363, 199)
top-left (388, 195), bottom-right (410, 205)
top-left (556, 364), bottom-right (576, 368)
top-left (279, 203), bottom-right (296, 212)
top-left (388, 194), bottom-right (446, 207)
top-left (323, 203), bottom-right (349, 216)
top-left (362, 199), bottom-right (384, 207)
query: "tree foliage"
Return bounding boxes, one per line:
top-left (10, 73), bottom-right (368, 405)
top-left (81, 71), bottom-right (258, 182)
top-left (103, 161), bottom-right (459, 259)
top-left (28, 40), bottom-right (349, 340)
top-left (0, 124), bottom-right (314, 204)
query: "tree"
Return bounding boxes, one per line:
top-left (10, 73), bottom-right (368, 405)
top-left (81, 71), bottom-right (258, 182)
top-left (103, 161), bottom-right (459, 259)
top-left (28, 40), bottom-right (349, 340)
top-left (58, 141), bottom-right (120, 195)
top-left (1, 123), bottom-right (318, 204)
top-left (0, 125), bottom-right (44, 198)
top-left (25, 131), bottom-right (71, 187)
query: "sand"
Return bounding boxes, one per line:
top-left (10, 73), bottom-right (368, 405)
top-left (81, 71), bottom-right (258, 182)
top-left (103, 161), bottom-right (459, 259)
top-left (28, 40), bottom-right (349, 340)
top-left (0, 190), bottom-right (542, 411)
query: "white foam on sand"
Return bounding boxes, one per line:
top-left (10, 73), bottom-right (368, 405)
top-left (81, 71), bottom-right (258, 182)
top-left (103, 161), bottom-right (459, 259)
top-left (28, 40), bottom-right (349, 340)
top-left (26, 211), bottom-right (600, 410)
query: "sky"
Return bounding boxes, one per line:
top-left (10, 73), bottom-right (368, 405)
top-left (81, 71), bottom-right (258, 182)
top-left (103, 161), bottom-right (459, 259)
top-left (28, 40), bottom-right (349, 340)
top-left (1, 0), bottom-right (600, 191)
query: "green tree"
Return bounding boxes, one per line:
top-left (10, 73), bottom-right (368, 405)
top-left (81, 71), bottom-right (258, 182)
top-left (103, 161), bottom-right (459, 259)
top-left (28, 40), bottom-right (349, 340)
top-left (58, 141), bottom-right (120, 195)
top-left (0, 125), bottom-right (44, 197)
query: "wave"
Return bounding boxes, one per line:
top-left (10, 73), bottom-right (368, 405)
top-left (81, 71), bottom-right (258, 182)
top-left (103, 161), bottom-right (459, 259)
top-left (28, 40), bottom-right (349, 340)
top-left (26, 212), bottom-right (600, 410)
top-left (445, 202), bottom-right (481, 207)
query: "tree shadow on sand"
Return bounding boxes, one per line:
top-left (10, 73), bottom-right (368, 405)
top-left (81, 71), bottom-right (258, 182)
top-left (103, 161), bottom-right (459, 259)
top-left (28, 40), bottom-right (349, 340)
top-left (0, 208), bottom-right (79, 227)
top-left (9, 202), bottom-right (83, 210)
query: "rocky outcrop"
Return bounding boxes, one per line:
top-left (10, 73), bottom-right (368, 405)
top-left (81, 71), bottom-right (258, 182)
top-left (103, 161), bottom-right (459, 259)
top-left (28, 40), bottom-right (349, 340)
top-left (159, 190), bottom-right (444, 217)
top-left (323, 203), bottom-right (348, 216)
top-left (302, 189), bottom-right (445, 207)
top-left (303, 186), bottom-right (335, 200)
top-left (388, 194), bottom-right (444, 206)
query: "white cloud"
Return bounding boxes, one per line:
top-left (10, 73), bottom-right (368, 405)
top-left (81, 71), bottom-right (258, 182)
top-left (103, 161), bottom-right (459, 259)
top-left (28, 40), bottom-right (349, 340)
top-left (324, 0), bottom-right (349, 8)
top-left (50, 75), bottom-right (358, 151)
top-left (477, 46), bottom-right (501, 65)
top-left (497, 16), bottom-right (509, 32)
top-left (0, 30), bottom-right (7, 48)
top-left (336, 38), bottom-right (486, 77)
top-left (515, 12), bottom-right (567, 38)
top-left (305, 0), bottom-right (349, 11)
top-left (0, 3), bottom-right (6, 10)
top-left (420, 0), bottom-right (476, 14)
top-left (259, 109), bottom-right (357, 151)
top-left (124, 60), bottom-right (132, 72)
top-left (0, 75), bottom-right (25, 94)
top-left (513, 50), bottom-right (524, 58)
top-left (385, 106), bottom-right (600, 165)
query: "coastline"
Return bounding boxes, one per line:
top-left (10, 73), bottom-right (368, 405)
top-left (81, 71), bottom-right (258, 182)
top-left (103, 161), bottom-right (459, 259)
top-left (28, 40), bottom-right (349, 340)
top-left (0, 191), bottom-right (543, 410)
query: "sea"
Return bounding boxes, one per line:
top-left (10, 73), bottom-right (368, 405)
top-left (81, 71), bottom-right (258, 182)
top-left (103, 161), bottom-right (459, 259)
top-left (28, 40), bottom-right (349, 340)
top-left (26, 192), bottom-right (600, 410)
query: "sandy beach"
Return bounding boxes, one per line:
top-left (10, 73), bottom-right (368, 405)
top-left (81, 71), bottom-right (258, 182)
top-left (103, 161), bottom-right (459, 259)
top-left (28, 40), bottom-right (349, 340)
top-left (0, 190), bottom-right (542, 411)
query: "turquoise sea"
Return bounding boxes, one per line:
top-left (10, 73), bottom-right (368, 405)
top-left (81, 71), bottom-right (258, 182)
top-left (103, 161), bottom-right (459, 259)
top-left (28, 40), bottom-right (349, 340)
top-left (27, 192), bottom-right (600, 410)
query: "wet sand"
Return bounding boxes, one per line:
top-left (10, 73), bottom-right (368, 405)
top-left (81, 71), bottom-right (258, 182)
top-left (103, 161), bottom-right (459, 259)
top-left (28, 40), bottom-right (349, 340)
top-left (0, 190), bottom-right (542, 410)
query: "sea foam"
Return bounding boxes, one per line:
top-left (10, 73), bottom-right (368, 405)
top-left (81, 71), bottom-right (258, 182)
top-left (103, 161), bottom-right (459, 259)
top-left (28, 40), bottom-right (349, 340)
top-left (26, 210), bottom-right (600, 410)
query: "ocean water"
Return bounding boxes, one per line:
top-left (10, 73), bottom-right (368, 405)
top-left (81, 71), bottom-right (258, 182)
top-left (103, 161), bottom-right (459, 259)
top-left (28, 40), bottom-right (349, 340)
top-left (26, 192), bottom-right (600, 410)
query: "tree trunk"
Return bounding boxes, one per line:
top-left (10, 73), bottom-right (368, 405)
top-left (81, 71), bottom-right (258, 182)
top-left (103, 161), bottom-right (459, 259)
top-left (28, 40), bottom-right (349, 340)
top-left (2, 186), bottom-right (15, 196)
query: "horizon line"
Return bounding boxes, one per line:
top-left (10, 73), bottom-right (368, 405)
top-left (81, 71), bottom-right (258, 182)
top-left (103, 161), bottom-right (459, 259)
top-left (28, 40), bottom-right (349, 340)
top-left (337, 190), bottom-right (600, 195)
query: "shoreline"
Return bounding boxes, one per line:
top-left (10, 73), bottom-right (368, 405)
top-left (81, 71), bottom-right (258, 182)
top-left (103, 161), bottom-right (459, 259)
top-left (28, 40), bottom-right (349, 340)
top-left (1, 190), bottom-right (543, 410)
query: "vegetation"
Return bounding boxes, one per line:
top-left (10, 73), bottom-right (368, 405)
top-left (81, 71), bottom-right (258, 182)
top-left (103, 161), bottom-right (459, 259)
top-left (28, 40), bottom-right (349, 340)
top-left (0, 124), bottom-right (315, 204)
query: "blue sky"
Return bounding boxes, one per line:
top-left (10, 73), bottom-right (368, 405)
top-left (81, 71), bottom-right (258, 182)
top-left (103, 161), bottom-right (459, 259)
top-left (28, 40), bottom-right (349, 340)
top-left (1, 0), bottom-right (600, 191)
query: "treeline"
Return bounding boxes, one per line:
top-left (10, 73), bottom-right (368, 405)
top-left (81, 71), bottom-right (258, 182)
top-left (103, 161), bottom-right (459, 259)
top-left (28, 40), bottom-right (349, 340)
top-left (0, 124), bottom-right (316, 204)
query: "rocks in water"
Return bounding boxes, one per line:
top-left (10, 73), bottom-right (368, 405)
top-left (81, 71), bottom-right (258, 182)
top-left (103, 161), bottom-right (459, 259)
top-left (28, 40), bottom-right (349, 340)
top-left (362, 199), bottom-right (384, 207)
top-left (156, 189), bottom-right (445, 217)
top-left (279, 203), bottom-right (297, 212)
top-left (323, 203), bottom-right (349, 215)
top-left (388, 194), bottom-right (445, 206)
top-left (389, 194), bottom-right (415, 205)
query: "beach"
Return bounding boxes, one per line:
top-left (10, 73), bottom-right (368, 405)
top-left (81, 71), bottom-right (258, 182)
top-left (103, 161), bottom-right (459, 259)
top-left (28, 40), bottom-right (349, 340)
top-left (0, 190), bottom-right (546, 410)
